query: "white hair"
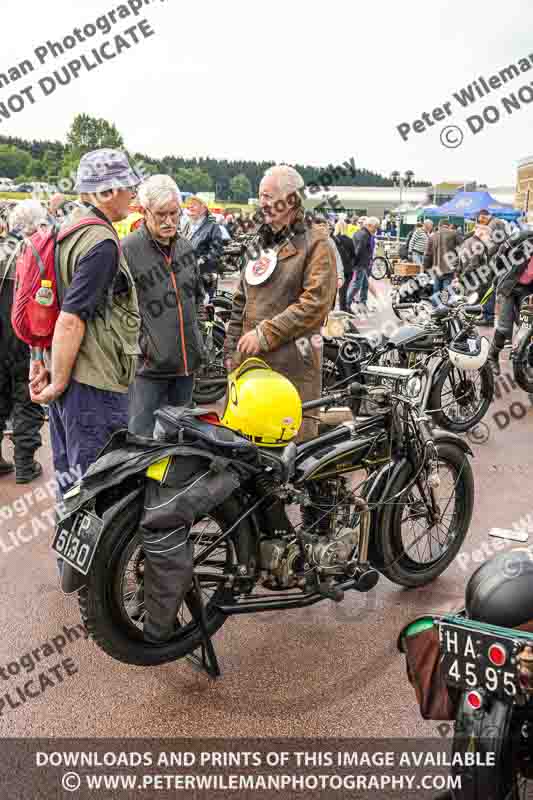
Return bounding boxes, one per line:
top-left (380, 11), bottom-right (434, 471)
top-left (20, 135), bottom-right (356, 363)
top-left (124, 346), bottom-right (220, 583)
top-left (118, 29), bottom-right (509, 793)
top-left (9, 200), bottom-right (47, 235)
top-left (262, 164), bottom-right (305, 197)
top-left (366, 216), bottom-right (380, 227)
top-left (138, 174), bottom-right (182, 210)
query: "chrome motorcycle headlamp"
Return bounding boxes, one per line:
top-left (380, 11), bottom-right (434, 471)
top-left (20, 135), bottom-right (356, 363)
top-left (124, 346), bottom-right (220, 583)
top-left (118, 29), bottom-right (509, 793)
top-left (405, 375), bottom-right (423, 399)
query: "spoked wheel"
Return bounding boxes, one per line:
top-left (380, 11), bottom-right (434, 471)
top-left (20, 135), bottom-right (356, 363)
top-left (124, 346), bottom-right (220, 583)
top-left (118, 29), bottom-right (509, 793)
top-left (370, 257), bottom-right (389, 280)
top-left (430, 362), bottom-right (494, 433)
top-left (192, 326), bottom-right (227, 403)
top-left (376, 442), bottom-right (474, 587)
top-left (79, 496), bottom-right (248, 666)
top-left (513, 331), bottom-right (533, 394)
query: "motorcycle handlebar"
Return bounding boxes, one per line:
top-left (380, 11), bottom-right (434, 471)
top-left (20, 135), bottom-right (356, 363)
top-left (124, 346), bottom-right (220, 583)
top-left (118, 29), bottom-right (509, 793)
top-left (302, 381), bottom-right (368, 411)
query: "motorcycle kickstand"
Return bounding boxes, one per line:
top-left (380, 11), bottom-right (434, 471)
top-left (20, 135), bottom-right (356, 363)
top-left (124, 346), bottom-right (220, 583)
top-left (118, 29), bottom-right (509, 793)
top-left (185, 574), bottom-right (221, 679)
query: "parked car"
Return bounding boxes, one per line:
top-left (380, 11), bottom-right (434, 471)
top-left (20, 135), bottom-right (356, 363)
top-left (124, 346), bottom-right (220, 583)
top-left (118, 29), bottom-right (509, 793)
top-left (15, 183), bottom-right (34, 193)
top-left (0, 178), bottom-right (16, 192)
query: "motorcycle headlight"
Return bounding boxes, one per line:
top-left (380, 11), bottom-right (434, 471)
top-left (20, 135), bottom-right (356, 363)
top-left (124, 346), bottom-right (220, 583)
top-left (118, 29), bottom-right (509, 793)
top-left (323, 317), bottom-right (346, 338)
top-left (405, 375), bottom-right (423, 399)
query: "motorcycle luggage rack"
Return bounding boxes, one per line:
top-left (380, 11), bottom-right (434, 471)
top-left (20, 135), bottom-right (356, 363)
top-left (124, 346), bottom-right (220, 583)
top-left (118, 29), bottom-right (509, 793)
top-left (185, 574), bottom-right (221, 679)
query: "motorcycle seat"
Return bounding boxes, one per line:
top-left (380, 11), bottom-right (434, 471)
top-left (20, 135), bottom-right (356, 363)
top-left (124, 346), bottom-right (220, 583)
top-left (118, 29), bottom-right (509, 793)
top-left (153, 405), bottom-right (259, 462)
top-left (465, 549), bottom-right (533, 628)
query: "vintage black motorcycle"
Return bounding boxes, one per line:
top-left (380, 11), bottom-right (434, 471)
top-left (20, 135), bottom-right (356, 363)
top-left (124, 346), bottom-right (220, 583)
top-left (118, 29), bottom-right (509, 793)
top-left (52, 367), bottom-right (474, 669)
top-left (401, 547), bottom-right (533, 799)
top-left (350, 299), bottom-right (494, 434)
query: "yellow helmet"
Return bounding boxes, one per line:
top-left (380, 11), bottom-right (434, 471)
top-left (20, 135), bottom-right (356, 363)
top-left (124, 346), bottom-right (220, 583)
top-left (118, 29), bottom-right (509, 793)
top-left (221, 358), bottom-right (302, 447)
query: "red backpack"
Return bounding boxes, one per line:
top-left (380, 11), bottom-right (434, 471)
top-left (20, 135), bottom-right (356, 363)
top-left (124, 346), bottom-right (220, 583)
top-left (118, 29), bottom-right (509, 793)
top-left (12, 218), bottom-right (117, 349)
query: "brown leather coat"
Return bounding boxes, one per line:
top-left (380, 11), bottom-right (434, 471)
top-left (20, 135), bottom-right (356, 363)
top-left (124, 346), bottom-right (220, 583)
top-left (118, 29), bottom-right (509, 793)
top-left (225, 222), bottom-right (337, 440)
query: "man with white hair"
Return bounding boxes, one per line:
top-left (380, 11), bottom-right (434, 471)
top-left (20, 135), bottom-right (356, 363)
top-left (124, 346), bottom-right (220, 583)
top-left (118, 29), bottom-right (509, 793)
top-left (122, 175), bottom-right (205, 438)
top-left (0, 200), bottom-right (47, 482)
top-left (121, 174), bottom-right (205, 643)
top-left (224, 164), bottom-right (337, 441)
top-left (346, 216), bottom-right (380, 308)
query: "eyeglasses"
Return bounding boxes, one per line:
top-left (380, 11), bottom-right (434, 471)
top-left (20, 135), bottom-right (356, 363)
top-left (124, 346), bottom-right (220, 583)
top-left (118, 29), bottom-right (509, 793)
top-left (149, 209), bottom-right (180, 223)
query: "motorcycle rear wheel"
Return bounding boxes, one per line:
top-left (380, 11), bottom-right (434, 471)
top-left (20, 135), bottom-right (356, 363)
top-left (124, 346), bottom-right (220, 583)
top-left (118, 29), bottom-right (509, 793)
top-left (370, 257), bottom-right (389, 280)
top-left (450, 692), bottom-right (516, 799)
top-left (78, 495), bottom-right (247, 666)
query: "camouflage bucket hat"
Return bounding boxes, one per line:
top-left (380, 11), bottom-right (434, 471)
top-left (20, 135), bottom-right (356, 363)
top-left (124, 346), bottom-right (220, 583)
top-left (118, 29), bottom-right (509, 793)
top-left (74, 149), bottom-right (142, 194)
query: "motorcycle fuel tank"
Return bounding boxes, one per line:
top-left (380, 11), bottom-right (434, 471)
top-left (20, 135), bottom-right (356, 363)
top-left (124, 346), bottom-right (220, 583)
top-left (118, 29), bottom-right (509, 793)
top-left (388, 325), bottom-right (444, 352)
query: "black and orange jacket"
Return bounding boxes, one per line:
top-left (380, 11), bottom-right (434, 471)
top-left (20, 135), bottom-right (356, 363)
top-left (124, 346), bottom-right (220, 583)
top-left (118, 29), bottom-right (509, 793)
top-left (122, 223), bottom-right (205, 379)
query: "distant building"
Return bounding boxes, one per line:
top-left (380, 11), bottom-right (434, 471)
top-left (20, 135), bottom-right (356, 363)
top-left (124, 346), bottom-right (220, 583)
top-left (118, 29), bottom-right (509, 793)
top-left (304, 186), bottom-right (431, 218)
top-left (304, 183), bottom-right (515, 219)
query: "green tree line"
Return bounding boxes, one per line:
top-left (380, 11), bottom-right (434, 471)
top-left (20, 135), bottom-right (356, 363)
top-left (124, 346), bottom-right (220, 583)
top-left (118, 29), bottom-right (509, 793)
top-left (0, 114), bottom-right (430, 201)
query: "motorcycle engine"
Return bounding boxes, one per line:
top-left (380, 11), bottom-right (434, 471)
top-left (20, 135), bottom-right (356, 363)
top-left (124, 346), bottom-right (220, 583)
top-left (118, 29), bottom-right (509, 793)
top-left (258, 479), bottom-right (359, 589)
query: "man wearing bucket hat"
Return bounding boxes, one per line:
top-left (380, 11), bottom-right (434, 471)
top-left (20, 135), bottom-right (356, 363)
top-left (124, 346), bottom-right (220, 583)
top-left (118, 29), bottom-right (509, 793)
top-left (30, 148), bottom-right (142, 497)
top-left (182, 195), bottom-right (225, 299)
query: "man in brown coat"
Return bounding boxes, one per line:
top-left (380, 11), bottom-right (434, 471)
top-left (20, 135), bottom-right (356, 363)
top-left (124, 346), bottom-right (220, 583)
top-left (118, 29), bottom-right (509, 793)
top-left (224, 164), bottom-right (337, 440)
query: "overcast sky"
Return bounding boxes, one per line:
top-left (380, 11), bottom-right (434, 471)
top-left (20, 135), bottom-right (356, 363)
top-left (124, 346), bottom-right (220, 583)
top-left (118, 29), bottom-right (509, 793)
top-left (0, 0), bottom-right (532, 187)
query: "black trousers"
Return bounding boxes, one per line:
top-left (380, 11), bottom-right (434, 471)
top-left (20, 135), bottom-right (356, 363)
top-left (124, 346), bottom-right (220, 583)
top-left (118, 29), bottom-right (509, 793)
top-left (0, 288), bottom-right (45, 465)
top-left (338, 281), bottom-right (350, 312)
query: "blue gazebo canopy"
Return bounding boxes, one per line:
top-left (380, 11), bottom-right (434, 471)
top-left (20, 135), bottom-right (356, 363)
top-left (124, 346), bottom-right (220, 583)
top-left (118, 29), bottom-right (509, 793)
top-left (425, 191), bottom-right (521, 221)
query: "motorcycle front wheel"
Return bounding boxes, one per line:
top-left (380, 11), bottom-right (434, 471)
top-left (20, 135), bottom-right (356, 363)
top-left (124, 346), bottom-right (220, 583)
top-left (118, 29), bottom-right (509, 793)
top-left (513, 329), bottom-right (533, 394)
top-left (78, 495), bottom-right (247, 666)
top-left (374, 442), bottom-right (474, 587)
top-left (429, 362), bottom-right (494, 433)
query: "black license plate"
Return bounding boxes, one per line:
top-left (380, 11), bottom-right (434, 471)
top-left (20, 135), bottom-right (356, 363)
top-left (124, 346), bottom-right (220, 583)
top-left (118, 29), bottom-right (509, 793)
top-left (439, 622), bottom-right (520, 700)
top-left (52, 510), bottom-right (104, 576)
